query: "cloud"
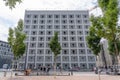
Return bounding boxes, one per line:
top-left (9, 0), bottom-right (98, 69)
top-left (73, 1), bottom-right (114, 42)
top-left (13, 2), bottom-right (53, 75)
top-left (0, 0), bottom-right (96, 41)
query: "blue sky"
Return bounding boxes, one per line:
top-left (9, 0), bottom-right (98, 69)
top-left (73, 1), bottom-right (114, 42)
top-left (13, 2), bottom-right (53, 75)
top-left (0, 0), bottom-right (101, 41)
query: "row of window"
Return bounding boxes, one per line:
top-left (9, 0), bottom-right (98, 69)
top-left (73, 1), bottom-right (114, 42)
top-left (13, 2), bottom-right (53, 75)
top-left (28, 42), bottom-right (86, 48)
top-left (25, 14), bottom-right (88, 19)
top-left (25, 19), bottom-right (89, 24)
top-left (27, 49), bottom-right (92, 54)
top-left (19, 63), bottom-right (95, 69)
top-left (25, 25), bottom-right (89, 29)
top-left (24, 30), bottom-right (89, 35)
top-left (27, 56), bottom-right (95, 62)
top-left (27, 36), bottom-right (85, 41)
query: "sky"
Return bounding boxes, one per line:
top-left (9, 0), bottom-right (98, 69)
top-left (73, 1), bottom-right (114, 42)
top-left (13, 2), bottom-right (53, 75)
top-left (0, 0), bottom-right (103, 41)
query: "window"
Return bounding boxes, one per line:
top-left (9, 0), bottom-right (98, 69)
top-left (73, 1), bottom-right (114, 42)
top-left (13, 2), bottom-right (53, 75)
top-left (45, 56), bottom-right (52, 61)
top-left (31, 25), bottom-right (38, 29)
top-left (78, 43), bottom-right (85, 47)
top-left (25, 20), bottom-right (30, 24)
top-left (62, 49), bottom-right (69, 54)
top-left (46, 49), bottom-right (52, 54)
top-left (77, 25), bottom-right (82, 29)
top-left (62, 43), bottom-right (68, 47)
top-left (40, 20), bottom-right (45, 24)
top-left (84, 20), bottom-right (88, 24)
top-left (62, 25), bottom-right (67, 29)
top-left (38, 37), bottom-right (44, 41)
top-left (26, 14), bottom-right (31, 18)
top-left (84, 25), bottom-right (89, 29)
top-left (80, 63), bottom-right (87, 69)
top-left (25, 25), bottom-right (30, 29)
top-left (47, 25), bottom-right (52, 29)
top-left (47, 31), bottom-right (52, 35)
top-left (71, 49), bottom-right (77, 54)
top-left (76, 20), bottom-right (82, 23)
top-left (69, 15), bottom-right (74, 18)
top-left (70, 37), bottom-right (76, 41)
top-left (70, 31), bottom-right (75, 35)
top-left (38, 43), bottom-right (44, 47)
top-left (71, 56), bottom-right (78, 61)
top-left (78, 36), bottom-right (84, 41)
top-left (62, 37), bottom-right (68, 41)
top-left (40, 15), bottom-right (45, 18)
top-left (77, 31), bottom-right (83, 35)
top-left (37, 56), bottom-right (44, 61)
top-left (39, 25), bottom-right (45, 29)
top-left (54, 25), bottom-right (60, 29)
top-left (69, 25), bottom-right (75, 29)
top-left (62, 15), bottom-right (67, 18)
top-left (37, 49), bottom-right (44, 54)
top-left (69, 20), bottom-right (74, 24)
top-left (79, 49), bottom-right (85, 54)
top-left (88, 56), bottom-right (95, 61)
top-left (70, 43), bottom-right (76, 47)
top-left (62, 20), bottom-right (67, 24)
top-left (31, 31), bottom-right (37, 35)
top-left (76, 15), bottom-right (81, 18)
top-left (39, 31), bottom-right (45, 35)
top-left (29, 49), bottom-right (35, 54)
top-left (83, 14), bottom-right (88, 18)
top-left (63, 56), bottom-right (69, 61)
top-left (30, 43), bottom-right (36, 48)
top-left (30, 37), bottom-right (36, 41)
top-left (47, 15), bottom-right (52, 18)
top-left (46, 37), bottom-right (51, 41)
top-left (54, 20), bottom-right (60, 24)
top-left (33, 15), bottom-right (38, 18)
top-left (85, 31), bottom-right (89, 35)
top-left (87, 49), bottom-right (92, 54)
top-left (79, 56), bottom-right (86, 61)
top-left (47, 20), bottom-right (52, 23)
top-left (54, 15), bottom-right (59, 18)
top-left (62, 31), bottom-right (68, 35)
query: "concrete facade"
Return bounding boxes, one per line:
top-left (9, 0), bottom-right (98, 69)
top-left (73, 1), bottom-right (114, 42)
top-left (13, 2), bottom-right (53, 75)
top-left (0, 40), bottom-right (13, 68)
top-left (18, 10), bottom-right (96, 70)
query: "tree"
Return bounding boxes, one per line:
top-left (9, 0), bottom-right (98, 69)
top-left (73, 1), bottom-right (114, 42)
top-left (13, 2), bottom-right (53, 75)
top-left (49, 32), bottom-right (61, 77)
top-left (3, 0), bottom-right (22, 9)
top-left (98, 0), bottom-right (120, 64)
top-left (8, 19), bottom-right (26, 59)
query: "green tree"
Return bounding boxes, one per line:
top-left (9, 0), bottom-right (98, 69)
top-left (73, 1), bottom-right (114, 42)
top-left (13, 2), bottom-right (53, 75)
top-left (98, 0), bottom-right (120, 64)
top-left (86, 15), bottom-right (103, 56)
top-left (8, 19), bottom-right (26, 59)
top-left (3, 0), bottom-right (22, 9)
top-left (49, 32), bottom-right (61, 77)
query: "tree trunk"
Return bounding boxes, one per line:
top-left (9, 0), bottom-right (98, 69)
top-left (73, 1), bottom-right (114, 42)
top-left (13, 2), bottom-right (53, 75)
top-left (54, 56), bottom-right (56, 78)
top-left (114, 42), bottom-right (119, 65)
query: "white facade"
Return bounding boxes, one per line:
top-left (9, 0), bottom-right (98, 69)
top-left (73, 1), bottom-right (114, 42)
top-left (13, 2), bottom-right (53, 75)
top-left (0, 40), bottom-right (13, 68)
top-left (19, 10), bottom-right (96, 70)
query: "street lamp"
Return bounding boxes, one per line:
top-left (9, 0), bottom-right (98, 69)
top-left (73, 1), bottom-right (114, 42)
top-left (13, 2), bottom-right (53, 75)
top-left (100, 38), bottom-right (107, 70)
top-left (97, 55), bottom-right (101, 80)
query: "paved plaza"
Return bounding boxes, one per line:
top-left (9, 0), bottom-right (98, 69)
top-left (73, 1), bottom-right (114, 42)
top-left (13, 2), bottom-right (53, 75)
top-left (1, 72), bottom-right (120, 80)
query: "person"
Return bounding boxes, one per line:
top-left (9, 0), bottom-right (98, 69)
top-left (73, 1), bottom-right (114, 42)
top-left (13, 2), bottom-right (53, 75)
top-left (59, 66), bottom-right (62, 74)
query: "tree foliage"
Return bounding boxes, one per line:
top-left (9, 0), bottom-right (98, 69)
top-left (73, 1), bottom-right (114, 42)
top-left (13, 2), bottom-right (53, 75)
top-left (8, 19), bottom-right (26, 58)
top-left (49, 32), bottom-right (61, 58)
top-left (98, 0), bottom-right (120, 56)
top-left (3, 0), bottom-right (22, 9)
top-left (86, 15), bottom-right (101, 55)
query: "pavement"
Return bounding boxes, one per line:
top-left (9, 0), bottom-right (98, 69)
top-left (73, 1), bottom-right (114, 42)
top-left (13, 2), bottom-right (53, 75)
top-left (1, 72), bottom-right (120, 80)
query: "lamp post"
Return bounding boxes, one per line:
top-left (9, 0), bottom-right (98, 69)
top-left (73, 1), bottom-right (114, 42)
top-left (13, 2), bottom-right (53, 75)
top-left (100, 38), bottom-right (107, 70)
top-left (97, 55), bottom-right (101, 80)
